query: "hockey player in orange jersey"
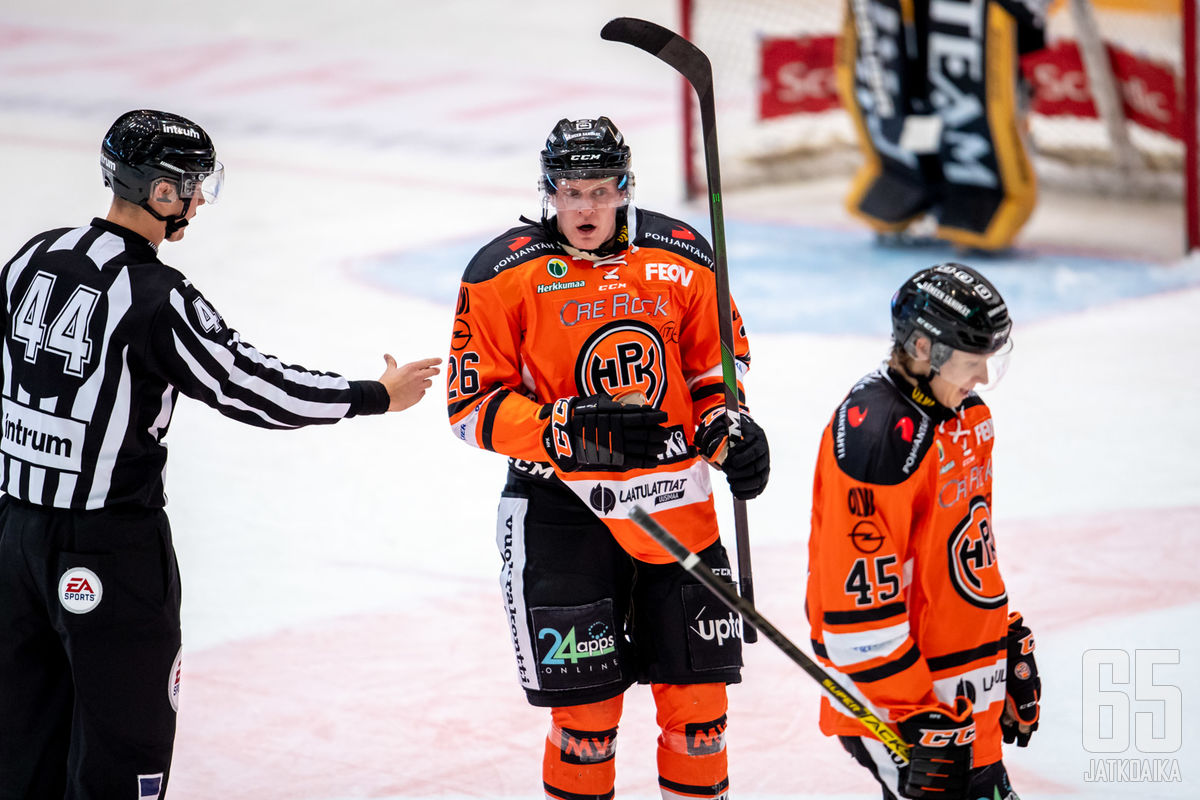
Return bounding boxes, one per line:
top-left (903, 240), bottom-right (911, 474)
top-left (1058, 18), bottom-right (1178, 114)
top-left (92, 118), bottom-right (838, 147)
top-left (806, 264), bottom-right (1040, 799)
top-left (447, 117), bottom-right (770, 800)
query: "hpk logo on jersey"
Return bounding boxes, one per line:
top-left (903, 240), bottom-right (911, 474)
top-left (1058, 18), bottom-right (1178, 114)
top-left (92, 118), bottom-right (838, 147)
top-left (576, 320), bottom-right (667, 408)
top-left (58, 567), bottom-right (102, 614)
top-left (547, 258), bottom-right (569, 278)
top-left (947, 496), bottom-right (1007, 609)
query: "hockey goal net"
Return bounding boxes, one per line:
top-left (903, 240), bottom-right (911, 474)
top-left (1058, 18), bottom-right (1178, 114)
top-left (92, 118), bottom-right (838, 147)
top-left (680, 0), bottom-right (1199, 250)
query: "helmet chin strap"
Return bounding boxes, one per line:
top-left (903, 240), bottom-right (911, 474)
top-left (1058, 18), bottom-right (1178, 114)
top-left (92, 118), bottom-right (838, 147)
top-left (551, 206), bottom-right (632, 261)
top-left (139, 196), bottom-right (192, 237)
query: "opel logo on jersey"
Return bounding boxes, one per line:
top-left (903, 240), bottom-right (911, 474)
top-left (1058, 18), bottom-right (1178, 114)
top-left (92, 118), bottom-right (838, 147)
top-left (576, 320), bottom-right (667, 408)
top-left (451, 318), bottom-right (472, 351)
top-left (947, 496), bottom-right (1007, 609)
top-left (58, 566), bottom-right (103, 614)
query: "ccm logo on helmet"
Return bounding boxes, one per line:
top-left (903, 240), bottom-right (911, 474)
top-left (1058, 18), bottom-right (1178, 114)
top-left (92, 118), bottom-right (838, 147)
top-left (575, 320), bottom-right (667, 408)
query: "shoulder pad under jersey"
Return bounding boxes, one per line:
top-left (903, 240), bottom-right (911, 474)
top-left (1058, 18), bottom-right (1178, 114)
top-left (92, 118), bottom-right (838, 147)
top-left (633, 209), bottom-right (715, 270)
top-left (831, 371), bottom-right (938, 486)
top-left (462, 222), bottom-right (566, 284)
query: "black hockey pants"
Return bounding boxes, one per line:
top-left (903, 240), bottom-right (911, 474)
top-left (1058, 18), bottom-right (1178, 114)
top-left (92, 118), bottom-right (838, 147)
top-left (0, 496), bottom-right (182, 800)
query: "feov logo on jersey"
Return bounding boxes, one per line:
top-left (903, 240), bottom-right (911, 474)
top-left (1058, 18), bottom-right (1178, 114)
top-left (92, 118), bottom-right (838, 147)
top-left (948, 496), bottom-right (1007, 609)
top-left (58, 567), bottom-right (103, 614)
top-left (576, 320), bottom-right (667, 408)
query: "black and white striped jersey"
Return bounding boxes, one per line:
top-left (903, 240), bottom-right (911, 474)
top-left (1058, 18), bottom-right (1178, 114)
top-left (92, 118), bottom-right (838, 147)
top-left (0, 218), bottom-right (388, 510)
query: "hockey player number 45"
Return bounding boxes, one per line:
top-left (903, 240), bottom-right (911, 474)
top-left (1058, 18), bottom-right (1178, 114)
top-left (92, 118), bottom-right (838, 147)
top-left (12, 271), bottom-right (101, 377)
top-left (844, 555), bottom-right (902, 607)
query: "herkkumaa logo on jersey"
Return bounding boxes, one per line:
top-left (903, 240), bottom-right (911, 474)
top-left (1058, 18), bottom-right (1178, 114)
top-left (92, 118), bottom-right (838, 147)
top-left (575, 319), bottom-right (667, 408)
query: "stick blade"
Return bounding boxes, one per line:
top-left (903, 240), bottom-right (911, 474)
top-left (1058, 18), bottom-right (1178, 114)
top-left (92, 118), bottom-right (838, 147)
top-left (600, 17), bottom-right (712, 93)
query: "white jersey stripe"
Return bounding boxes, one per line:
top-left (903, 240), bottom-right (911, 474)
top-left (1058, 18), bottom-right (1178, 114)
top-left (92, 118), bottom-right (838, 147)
top-left (87, 346), bottom-right (132, 509)
top-left (231, 333), bottom-right (350, 390)
top-left (73, 266), bottom-right (133, 422)
top-left (169, 292), bottom-right (350, 420)
top-left (170, 331), bottom-right (298, 428)
top-left (84, 231), bottom-right (126, 270)
top-left (47, 226), bottom-right (89, 253)
top-left (54, 471), bottom-right (77, 508)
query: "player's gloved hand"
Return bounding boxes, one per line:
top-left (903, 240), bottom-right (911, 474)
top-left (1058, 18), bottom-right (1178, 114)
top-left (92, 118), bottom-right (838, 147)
top-left (897, 697), bottom-right (975, 799)
top-left (1001, 612), bottom-right (1040, 747)
top-left (541, 393), bottom-right (670, 472)
top-left (694, 409), bottom-right (770, 499)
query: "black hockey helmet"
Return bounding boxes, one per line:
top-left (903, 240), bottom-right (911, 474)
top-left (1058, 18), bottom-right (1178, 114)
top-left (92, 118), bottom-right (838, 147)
top-left (539, 116), bottom-right (632, 193)
top-left (101, 109), bottom-right (223, 207)
top-left (892, 263), bottom-right (1012, 358)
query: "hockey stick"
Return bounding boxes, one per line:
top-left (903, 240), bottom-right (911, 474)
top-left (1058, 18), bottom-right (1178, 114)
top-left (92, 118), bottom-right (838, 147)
top-left (601, 16), bottom-right (758, 643)
top-left (628, 505), bottom-right (912, 764)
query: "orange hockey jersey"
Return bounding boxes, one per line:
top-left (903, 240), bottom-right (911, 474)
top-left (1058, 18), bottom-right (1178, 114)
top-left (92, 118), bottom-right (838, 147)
top-left (806, 367), bottom-right (1010, 766)
top-left (447, 209), bottom-right (751, 563)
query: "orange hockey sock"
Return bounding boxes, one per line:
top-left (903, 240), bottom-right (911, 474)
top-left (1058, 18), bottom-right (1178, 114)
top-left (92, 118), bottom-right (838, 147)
top-left (653, 683), bottom-right (729, 800)
top-left (543, 696), bottom-right (623, 800)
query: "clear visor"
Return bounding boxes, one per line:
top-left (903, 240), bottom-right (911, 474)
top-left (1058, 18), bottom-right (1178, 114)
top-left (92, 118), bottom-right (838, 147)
top-left (542, 174), bottom-right (631, 211)
top-left (178, 160), bottom-right (224, 204)
top-left (933, 338), bottom-right (1013, 393)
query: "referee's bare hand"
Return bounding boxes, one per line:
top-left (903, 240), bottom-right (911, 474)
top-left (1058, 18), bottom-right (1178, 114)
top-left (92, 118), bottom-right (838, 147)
top-left (379, 355), bottom-right (442, 412)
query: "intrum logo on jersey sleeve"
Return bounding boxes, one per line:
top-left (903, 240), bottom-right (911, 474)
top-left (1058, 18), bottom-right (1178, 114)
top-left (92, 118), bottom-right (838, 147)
top-left (58, 566), bottom-right (102, 614)
top-left (547, 258), bottom-right (569, 278)
top-left (576, 320), bottom-right (667, 408)
top-left (168, 645), bottom-right (182, 712)
top-left (947, 496), bottom-right (1007, 609)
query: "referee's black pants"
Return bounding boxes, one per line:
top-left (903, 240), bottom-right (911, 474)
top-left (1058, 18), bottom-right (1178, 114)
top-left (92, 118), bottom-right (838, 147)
top-left (0, 495), bottom-right (182, 800)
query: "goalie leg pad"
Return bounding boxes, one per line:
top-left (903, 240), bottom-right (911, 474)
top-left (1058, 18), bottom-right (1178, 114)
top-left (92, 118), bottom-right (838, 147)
top-left (543, 698), bottom-right (623, 800)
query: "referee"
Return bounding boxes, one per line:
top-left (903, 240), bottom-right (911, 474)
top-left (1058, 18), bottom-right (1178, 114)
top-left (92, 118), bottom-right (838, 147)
top-left (0, 109), bottom-right (440, 799)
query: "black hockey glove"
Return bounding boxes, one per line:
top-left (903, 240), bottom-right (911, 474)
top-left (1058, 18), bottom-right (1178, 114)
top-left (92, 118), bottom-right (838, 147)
top-left (896, 697), bottom-right (975, 800)
top-left (694, 409), bottom-right (770, 500)
top-left (1001, 612), bottom-right (1041, 747)
top-left (541, 394), bottom-right (670, 472)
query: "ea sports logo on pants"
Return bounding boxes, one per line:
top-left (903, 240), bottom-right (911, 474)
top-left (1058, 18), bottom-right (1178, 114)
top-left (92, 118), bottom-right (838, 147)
top-left (59, 567), bottom-right (103, 614)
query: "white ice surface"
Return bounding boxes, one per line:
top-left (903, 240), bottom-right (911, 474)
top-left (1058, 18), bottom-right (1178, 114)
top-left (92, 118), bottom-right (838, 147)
top-left (1, 1), bottom-right (1198, 798)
